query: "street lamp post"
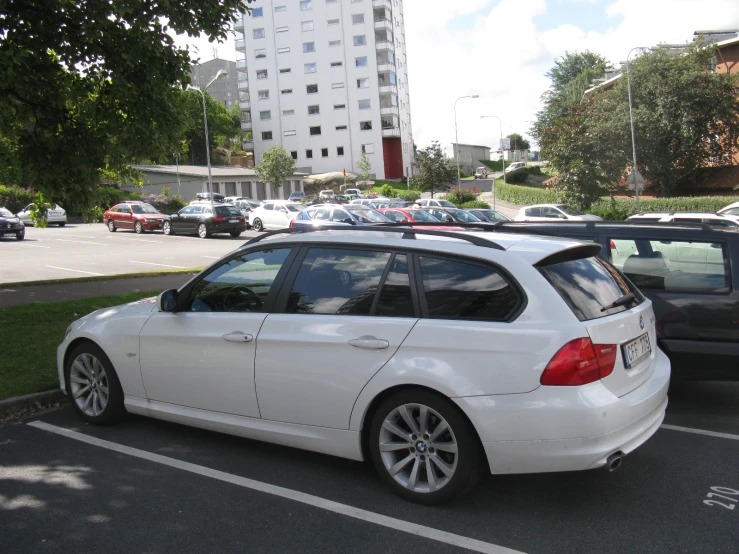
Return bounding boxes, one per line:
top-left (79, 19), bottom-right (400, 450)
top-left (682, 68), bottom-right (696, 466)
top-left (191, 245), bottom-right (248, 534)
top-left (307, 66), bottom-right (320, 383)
top-left (188, 69), bottom-right (228, 212)
top-left (454, 95), bottom-right (479, 190)
top-left (625, 47), bottom-right (648, 212)
top-left (481, 115), bottom-right (504, 210)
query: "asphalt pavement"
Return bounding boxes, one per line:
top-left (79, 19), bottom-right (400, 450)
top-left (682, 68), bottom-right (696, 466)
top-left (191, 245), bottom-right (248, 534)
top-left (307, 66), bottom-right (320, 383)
top-left (1, 380), bottom-right (737, 554)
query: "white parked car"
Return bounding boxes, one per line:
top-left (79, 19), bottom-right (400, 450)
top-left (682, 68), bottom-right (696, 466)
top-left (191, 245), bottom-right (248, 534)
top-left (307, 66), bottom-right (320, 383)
top-left (627, 212), bottom-right (739, 228)
top-left (58, 226), bottom-right (669, 504)
top-left (415, 198), bottom-right (457, 208)
top-left (515, 204), bottom-right (603, 222)
top-left (17, 203), bottom-right (67, 226)
top-left (504, 162), bottom-right (526, 174)
top-left (248, 200), bottom-right (304, 231)
top-left (319, 189), bottom-right (336, 197)
top-left (717, 202), bottom-right (739, 217)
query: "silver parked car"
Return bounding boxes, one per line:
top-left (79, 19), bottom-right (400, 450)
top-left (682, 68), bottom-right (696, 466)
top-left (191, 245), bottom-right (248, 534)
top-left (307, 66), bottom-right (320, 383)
top-left (17, 203), bottom-right (68, 226)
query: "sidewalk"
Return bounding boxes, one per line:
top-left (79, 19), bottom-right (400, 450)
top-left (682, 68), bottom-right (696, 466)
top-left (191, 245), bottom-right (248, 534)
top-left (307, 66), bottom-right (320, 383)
top-left (0, 274), bottom-right (196, 308)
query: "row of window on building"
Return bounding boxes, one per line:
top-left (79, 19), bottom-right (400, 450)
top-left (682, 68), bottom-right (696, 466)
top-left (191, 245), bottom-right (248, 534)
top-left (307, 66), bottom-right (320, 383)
top-left (249, 0), bottom-right (402, 18)
top-left (251, 31), bottom-right (394, 60)
top-left (251, 77), bottom-right (395, 101)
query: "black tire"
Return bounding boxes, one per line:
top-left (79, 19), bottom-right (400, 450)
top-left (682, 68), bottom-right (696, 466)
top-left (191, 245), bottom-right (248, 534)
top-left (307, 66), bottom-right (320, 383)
top-left (163, 221), bottom-right (173, 235)
top-left (230, 231), bottom-right (242, 238)
top-left (198, 223), bottom-right (209, 238)
top-left (58, 222), bottom-right (66, 227)
top-left (252, 218), bottom-right (263, 232)
top-left (16, 230), bottom-right (24, 240)
top-left (369, 389), bottom-right (484, 505)
top-left (65, 342), bottom-right (126, 425)
top-left (107, 220), bottom-right (116, 232)
top-left (134, 221), bottom-right (143, 234)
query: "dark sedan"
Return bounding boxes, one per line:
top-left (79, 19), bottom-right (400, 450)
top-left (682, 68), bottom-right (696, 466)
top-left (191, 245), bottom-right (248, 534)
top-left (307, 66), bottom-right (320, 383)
top-left (465, 208), bottom-right (511, 223)
top-left (163, 203), bottom-right (247, 238)
top-left (417, 207), bottom-right (483, 223)
top-left (0, 207), bottom-right (25, 240)
top-left (292, 205), bottom-right (391, 227)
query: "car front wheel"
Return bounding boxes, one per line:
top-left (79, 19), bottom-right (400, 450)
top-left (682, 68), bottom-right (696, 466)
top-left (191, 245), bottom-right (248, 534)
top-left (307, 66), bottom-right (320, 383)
top-left (252, 218), bottom-right (264, 232)
top-left (65, 342), bottom-right (126, 424)
top-left (369, 389), bottom-right (484, 505)
top-left (134, 221), bottom-right (143, 234)
top-left (230, 231), bottom-right (242, 238)
top-left (16, 230), bottom-right (24, 240)
top-left (198, 223), bottom-right (209, 238)
top-left (163, 221), bottom-right (173, 235)
top-left (107, 220), bottom-right (116, 232)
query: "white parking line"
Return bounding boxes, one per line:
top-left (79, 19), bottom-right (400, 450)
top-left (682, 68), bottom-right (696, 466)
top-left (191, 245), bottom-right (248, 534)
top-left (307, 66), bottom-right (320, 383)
top-left (52, 233), bottom-right (96, 239)
top-left (201, 256), bottom-right (220, 259)
top-left (110, 237), bottom-right (162, 244)
top-left (661, 424), bottom-right (739, 441)
top-left (0, 289), bottom-right (17, 293)
top-left (53, 239), bottom-right (108, 246)
top-left (129, 260), bottom-right (187, 269)
top-left (46, 266), bottom-right (104, 276)
top-left (7, 243), bottom-right (51, 248)
top-left (28, 421), bottom-right (522, 554)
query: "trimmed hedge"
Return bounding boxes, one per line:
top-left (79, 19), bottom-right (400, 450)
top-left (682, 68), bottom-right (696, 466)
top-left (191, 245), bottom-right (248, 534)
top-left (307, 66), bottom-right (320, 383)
top-left (445, 190), bottom-right (477, 205)
top-left (494, 180), bottom-right (558, 205)
top-left (378, 184), bottom-right (397, 198)
top-left (505, 166), bottom-right (542, 184)
top-left (395, 189), bottom-right (421, 202)
top-left (0, 185), bottom-right (36, 213)
top-left (588, 195), bottom-right (739, 220)
top-left (460, 200), bottom-right (490, 209)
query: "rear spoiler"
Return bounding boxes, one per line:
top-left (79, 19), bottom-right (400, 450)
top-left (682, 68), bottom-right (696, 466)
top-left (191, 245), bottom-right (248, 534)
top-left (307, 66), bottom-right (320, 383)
top-left (534, 243), bottom-right (603, 268)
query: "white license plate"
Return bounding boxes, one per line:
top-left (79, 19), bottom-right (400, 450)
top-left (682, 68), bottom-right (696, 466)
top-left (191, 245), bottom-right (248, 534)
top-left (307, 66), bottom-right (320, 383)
top-left (622, 332), bottom-right (651, 369)
top-left (49, 211), bottom-right (60, 215)
top-left (229, 219), bottom-right (239, 223)
top-left (2, 233), bottom-right (16, 237)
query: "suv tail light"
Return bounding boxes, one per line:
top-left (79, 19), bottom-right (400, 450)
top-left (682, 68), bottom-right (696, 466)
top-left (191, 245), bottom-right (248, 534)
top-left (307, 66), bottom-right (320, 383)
top-left (540, 338), bottom-right (617, 386)
top-left (213, 216), bottom-right (226, 222)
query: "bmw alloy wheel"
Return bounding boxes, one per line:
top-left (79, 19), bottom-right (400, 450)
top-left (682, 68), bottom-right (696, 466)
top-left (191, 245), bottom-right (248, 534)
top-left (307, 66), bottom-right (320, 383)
top-left (69, 353), bottom-right (110, 417)
top-left (198, 223), bottom-right (208, 238)
top-left (253, 218), bottom-right (263, 232)
top-left (163, 221), bottom-right (172, 235)
top-left (378, 403), bottom-right (458, 494)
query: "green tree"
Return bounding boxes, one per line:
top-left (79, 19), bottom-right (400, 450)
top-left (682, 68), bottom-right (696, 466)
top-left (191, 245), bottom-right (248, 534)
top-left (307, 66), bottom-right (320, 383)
top-left (0, 0), bottom-right (253, 217)
top-left (179, 89), bottom-right (239, 166)
top-left (357, 152), bottom-right (372, 182)
top-left (413, 141), bottom-right (457, 198)
top-left (507, 133), bottom-right (531, 151)
top-left (255, 146), bottom-right (296, 198)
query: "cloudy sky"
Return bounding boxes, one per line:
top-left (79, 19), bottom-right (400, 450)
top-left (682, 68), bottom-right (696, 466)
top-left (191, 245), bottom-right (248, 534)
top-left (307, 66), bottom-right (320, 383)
top-left (176, 0), bottom-right (739, 154)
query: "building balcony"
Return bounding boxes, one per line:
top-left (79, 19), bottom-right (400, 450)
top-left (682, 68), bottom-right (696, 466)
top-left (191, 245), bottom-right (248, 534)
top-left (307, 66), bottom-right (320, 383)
top-left (373, 0), bottom-right (392, 8)
top-left (236, 39), bottom-right (246, 52)
top-left (377, 62), bottom-right (395, 73)
top-left (381, 127), bottom-right (401, 137)
top-left (241, 121), bottom-right (252, 131)
top-left (240, 101), bottom-right (251, 110)
top-left (242, 141), bottom-right (254, 151)
top-left (380, 106), bottom-right (398, 115)
top-left (374, 18), bottom-right (393, 32)
top-left (378, 84), bottom-right (397, 94)
top-left (236, 59), bottom-right (248, 69)
top-left (375, 40), bottom-right (394, 53)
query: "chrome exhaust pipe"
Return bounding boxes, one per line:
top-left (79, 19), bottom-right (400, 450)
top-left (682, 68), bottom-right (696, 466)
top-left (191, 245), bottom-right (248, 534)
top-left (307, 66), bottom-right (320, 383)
top-left (606, 452), bottom-right (624, 472)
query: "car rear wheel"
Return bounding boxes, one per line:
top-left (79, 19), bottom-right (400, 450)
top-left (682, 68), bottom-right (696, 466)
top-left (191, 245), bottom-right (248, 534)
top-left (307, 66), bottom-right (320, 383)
top-left (107, 220), bottom-right (116, 232)
top-left (198, 223), bottom-right (209, 238)
top-left (65, 342), bottom-right (126, 425)
top-left (163, 221), bottom-right (173, 235)
top-left (252, 218), bottom-right (263, 232)
top-left (369, 389), bottom-right (484, 505)
top-left (58, 222), bottom-right (66, 227)
top-left (16, 230), bottom-right (24, 240)
top-left (230, 231), bottom-right (242, 238)
top-left (134, 221), bottom-right (143, 234)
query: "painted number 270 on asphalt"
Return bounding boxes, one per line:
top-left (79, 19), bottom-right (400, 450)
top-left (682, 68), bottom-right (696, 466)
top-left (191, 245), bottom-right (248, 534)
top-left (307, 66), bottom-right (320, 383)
top-left (703, 486), bottom-right (738, 510)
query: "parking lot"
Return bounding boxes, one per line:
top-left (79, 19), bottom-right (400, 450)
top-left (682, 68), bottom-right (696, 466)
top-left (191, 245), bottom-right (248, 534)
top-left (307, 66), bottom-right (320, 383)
top-left (0, 223), bottom-right (261, 284)
top-left (1, 380), bottom-right (737, 554)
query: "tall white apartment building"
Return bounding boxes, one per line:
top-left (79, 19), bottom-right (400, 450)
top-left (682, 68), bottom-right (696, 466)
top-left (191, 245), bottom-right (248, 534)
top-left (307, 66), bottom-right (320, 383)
top-left (235, 0), bottom-right (414, 179)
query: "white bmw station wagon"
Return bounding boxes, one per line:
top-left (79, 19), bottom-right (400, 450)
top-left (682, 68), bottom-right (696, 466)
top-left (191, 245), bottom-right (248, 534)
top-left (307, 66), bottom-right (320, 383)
top-left (58, 227), bottom-right (670, 504)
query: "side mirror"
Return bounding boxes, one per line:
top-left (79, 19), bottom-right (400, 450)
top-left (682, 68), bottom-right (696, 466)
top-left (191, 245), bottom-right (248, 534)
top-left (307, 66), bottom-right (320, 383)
top-left (343, 218), bottom-right (356, 225)
top-left (445, 216), bottom-right (454, 223)
top-left (157, 289), bottom-right (178, 312)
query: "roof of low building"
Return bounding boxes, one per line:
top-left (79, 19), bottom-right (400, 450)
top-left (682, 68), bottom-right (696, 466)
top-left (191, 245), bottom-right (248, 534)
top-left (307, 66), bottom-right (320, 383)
top-left (132, 165), bottom-right (307, 178)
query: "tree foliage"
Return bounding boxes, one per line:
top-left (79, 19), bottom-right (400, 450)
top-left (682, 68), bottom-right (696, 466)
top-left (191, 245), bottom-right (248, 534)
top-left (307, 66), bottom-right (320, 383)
top-left (254, 146), bottom-right (296, 197)
top-left (357, 152), bottom-right (372, 182)
top-left (0, 0), bottom-right (252, 217)
top-left (179, 89), bottom-right (240, 166)
top-left (506, 133), bottom-right (531, 151)
top-left (412, 141), bottom-right (457, 197)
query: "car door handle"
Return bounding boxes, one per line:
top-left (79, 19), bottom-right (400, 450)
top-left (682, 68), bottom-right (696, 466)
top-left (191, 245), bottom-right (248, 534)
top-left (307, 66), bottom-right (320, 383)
top-left (222, 332), bottom-right (254, 343)
top-left (348, 338), bottom-right (389, 350)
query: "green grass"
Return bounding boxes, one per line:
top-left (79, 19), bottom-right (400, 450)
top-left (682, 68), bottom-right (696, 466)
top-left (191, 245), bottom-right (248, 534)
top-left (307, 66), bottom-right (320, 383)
top-left (0, 291), bottom-right (159, 400)
top-left (1, 268), bottom-right (204, 288)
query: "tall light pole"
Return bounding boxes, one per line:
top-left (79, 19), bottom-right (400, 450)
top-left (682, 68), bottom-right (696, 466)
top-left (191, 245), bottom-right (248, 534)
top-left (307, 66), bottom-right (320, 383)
top-left (454, 95), bottom-right (479, 190)
top-left (625, 47), bottom-right (648, 212)
top-left (188, 69), bottom-right (228, 212)
top-left (481, 115), bottom-right (504, 210)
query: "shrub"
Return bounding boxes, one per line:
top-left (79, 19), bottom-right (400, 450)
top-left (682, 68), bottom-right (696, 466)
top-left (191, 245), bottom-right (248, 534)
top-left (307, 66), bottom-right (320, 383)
top-left (460, 200), bottom-right (490, 209)
top-left (494, 181), bottom-right (558, 205)
top-left (378, 184), bottom-right (397, 198)
top-left (587, 195), bottom-right (739, 220)
top-left (396, 189), bottom-right (421, 202)
top-left (444, 189), bottom-right (477, 205)
top-left (0, 185), bottom-right (36, 213)
top-left (138, 192), bottom-right (187, 214)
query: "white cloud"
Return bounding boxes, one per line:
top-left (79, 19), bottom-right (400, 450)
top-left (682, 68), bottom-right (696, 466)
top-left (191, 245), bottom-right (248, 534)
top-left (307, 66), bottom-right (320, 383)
top-left (175, 0), bottom-right (739, 153)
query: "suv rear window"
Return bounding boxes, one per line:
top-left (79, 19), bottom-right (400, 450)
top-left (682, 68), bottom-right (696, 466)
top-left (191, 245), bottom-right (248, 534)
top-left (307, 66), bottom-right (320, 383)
top-left (539, 256), bottom-right (644, 321)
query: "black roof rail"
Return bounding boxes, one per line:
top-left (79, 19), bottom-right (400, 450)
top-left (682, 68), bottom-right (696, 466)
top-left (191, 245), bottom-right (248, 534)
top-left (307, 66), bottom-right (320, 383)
top-left (243, 224), bottom-right (507, 250)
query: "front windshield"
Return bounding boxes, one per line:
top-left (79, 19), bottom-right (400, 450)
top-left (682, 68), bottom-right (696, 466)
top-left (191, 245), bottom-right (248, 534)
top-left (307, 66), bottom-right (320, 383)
top-left (438, 200), bottom-right (456, 208)
top-left (0, 207), bottom-right (14, 217)
top-left (131, 203), bottom-right (159, 214)
top-left (408, 210), bottom-right (440, 222)
top-left (451, 210), bottom-right (482, 222)
top-left (560, 205), bottom-right (585, 216)
top-left (347, 208), bottom-right (391, 222)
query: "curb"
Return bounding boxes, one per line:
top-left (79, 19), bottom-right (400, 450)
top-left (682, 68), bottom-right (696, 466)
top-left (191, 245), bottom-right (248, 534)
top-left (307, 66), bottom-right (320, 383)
top-left (0, 389), bottom-right (68, 418)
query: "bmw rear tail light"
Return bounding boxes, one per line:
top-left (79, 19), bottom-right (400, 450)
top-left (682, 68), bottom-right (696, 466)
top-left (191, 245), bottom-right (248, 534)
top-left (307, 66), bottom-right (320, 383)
top-left (289, 219), bottom-right (296, 228)
top-left (540, 338), bottom-right (617, 386)
top-left (213, 216), bottom-right (226, 222)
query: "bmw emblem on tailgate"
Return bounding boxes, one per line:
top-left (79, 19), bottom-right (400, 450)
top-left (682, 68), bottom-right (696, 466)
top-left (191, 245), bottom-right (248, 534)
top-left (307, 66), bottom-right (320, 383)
top-left (639, 316), bottom-right (645, 330)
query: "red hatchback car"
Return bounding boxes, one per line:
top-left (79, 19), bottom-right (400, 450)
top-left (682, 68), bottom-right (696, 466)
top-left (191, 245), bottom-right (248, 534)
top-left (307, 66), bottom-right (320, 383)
top-left (105, 201), bottom-right (168, 233)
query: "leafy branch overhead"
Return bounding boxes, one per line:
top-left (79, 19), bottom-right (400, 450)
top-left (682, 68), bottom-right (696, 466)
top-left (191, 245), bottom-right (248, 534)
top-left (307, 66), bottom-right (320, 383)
top-left (0, 0), bottom-right (254, 215)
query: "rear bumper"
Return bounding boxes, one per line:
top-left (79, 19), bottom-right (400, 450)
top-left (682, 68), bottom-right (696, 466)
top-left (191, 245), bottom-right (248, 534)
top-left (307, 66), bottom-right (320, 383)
top-left (208, 222), bottom-right (247, 233)
top-left (454, 347), bottom-right (671, 474)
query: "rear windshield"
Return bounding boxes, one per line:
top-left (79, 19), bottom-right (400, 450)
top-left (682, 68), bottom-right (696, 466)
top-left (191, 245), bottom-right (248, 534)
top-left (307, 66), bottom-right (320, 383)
top-left (539, 256), bottom-right (645, 321)
top-left (215, 206), bottom-right (241, 216)
top-left (347, 208), bottom-right (390, 222)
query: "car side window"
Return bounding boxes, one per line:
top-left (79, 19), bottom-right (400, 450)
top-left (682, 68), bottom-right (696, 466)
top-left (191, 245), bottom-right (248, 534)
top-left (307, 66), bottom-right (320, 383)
top-left (286, 248), bottom-right (392, 315)
top-left (187, 248), bottom-right (292, 312)
top-left (314, 208), bottom-right (331, 220)
top-left (263, 203), bottom-right (274, 211)
top-left (179, 206), bottom-right (193, 215)
top-left (525, 207), bottom-right (540, 217)
top-left (384, 210), bottom-right (404, 222)
top-left (375, 254), bottom-right (414, 317)
top-left (609, 238), bottom-right (730, 293)
top-left (419, 256), bottom-right (521, 321)
top-left (544, 207), bottom-right (562, 218)
top-left (190, 206), bottom-right (203, 214)
top-left (332, 209), bottom-right (351, 222)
